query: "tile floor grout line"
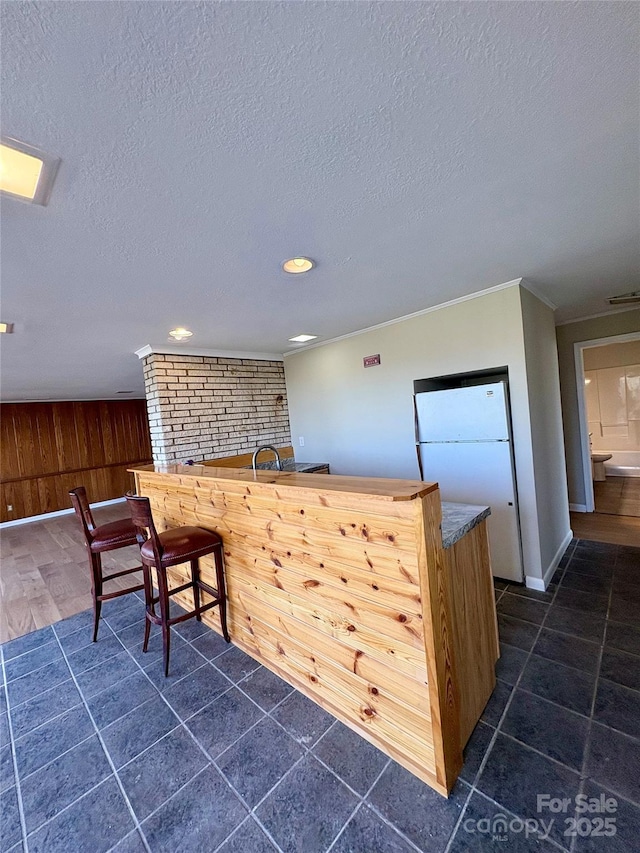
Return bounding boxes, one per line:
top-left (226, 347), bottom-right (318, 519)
top-left (3, 655), bottom-right (70, 692)
top-left (2, 536), bottom-right (637, 853)
top-left (245, 812), bottom-right (287, 853)
top-left (572, 562), bottom-right (616, 853)
top-left (16, 729), bottom-right (97, 782)
top-left (6, 684), bottom-right (84, 735)
top-left (311, 748), bottom-right (387, 805)
top-left (511, 683), bottom-right (619, 728)
top-left (2, 635), bottom-right (59, 666)
top-left (493, 729), bottom-right (585, 777)
top-left (117, 638), bottom-right (297, 852)
top-left (214, 749), bottom-right (308, 849)
top-left (446, 788), bottom-right (573, 853)
top-left (1, 643), bottom-right (31, 853)
top-left (209, 813), bottom-right (282, 853)
top-left (207, 783), bottom-right (288, 853)
top-left (50, 631), bottom-right (153, 853)
top-left (450, 572), bottom-right (575, 852)
top-left (19, 763), bottom-right (116, 839)
top-left (109, 722), bottom-right (183, 773)
top-left (131, 763), bottom-right (213, 832)
top-left (104, 829), bottom-right (146, 853)
top-left (323, 757), bottom-right (433, 853)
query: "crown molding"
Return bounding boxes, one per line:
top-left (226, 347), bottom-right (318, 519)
top-left (282, 278), bottom-right (524, 357)
top-left (519, 279), bottom-right (557, 311)
top-left (556, 305), bottom-right (640, 326)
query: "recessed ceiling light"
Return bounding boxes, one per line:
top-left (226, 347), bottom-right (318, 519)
top-left (0, 137), bottom-right (60, 205)
top-left (288, 334), bottom-right (317, 343)
top-left (0, 322), bottom-right (14, 334)
top-left (282, 257), bottom-right (315, 274)
top-left (169, 327), bottom-right (193, 341)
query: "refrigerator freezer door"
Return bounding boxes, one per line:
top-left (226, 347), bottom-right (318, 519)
top-left (419, 440), bottom-right (523, 582)
top-left (415, 383), bottom-right (510, 442)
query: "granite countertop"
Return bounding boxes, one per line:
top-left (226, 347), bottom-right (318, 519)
top-left (441, 501), bottom-right (491, 549)
top-left (243, 460), bottom-right (328, 473)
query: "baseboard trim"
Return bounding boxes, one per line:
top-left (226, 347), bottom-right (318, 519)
top-left (525, 529), bottom-right (573, 591)
top-left (569, 503), bottom-right (588, 513)
top-left (0, 497), bottom-right (126, 529)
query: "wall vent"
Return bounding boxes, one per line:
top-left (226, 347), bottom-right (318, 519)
top-left (608, 291), bottom-right (640, 305)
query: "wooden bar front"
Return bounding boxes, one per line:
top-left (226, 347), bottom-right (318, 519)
top-left (132, 464), bottom-right (499, 796)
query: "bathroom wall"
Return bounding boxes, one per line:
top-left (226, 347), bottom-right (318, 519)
top-left (584, 340), bottom-right (640, 453)
top-left (555, 309), bottom-right (640, 507)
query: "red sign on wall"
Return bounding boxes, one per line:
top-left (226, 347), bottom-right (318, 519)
top-left (363, 354), bottom-right (381, 368)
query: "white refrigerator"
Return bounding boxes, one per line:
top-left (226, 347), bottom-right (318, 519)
top-left (414, 381), bottom-right (524, 582)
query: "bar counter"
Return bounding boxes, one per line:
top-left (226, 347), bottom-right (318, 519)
top-left (131, 463), bottom-right (499, 796)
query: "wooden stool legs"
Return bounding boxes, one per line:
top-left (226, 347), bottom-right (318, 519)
top-left (141, 549), bottom-right (230, 677)
top-left (213, 547), bottom-right (230, 644)
top-left (70, 486), bottom-right (142, 644)
top-left (89, 552), bottom-right (103, 644)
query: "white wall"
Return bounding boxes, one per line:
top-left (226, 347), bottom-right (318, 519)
top-left (284, 282), bottom-right (570, 585)
top-left (520, 287), bottom-right (572, 581)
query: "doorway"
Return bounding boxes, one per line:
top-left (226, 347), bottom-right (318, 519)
top-left (574, 332), bottom-right (640, 518)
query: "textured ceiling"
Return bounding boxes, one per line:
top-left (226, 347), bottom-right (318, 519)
top-left (1, 1), bottom-right (638, 400)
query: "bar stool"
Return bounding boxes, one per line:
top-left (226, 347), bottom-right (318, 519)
top-left (125, 493), bottom-right (230, 677)
top-left (69, 487), bottom-right (144, 643)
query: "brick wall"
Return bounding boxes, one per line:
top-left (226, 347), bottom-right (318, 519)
top-left (143, 353), bottom-right (291, 464)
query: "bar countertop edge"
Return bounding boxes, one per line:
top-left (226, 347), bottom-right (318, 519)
top-left (130, 462), bottom-right (438, 501)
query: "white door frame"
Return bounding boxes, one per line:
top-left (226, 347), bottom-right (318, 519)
top-left (574, 331), bottom-right (640, 512)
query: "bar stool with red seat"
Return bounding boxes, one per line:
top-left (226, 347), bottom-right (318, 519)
top-left (69, 486), bottom-right (144, 643)
top-left (125, 493), bottom-right (230, 677)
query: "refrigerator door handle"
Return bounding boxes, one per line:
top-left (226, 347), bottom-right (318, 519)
top-left (413, 395), bottom-right (424, 480)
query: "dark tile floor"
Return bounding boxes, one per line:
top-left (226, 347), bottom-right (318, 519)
top-left (1, 539), bottom-right (639, 852)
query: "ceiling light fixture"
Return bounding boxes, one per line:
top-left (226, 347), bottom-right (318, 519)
top-left (0, 323), bottom-right (14, 334)
top-left (0, 137), bottom-right (60, 205)
top-left (282, 257), bottom-right (315, 274)
top-left (168, 327), bottom-right (193, 341)
top-left (288, 334), bottom-right (317, 343)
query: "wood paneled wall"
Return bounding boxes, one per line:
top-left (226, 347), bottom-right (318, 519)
top-left (0, 401), bottom-right (152, 522)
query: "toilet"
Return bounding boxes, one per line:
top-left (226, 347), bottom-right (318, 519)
top-left (591, 453), bottom-right (612, 482)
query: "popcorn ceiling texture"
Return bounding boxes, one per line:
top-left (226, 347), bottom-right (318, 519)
top-left (143, 354), bottom-right (291, 465)
top-left (1, 2), bottom-right (638, 402)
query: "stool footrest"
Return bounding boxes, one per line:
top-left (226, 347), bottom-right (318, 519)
top-left (97, 583), bottom-right (144, 603)
top-left (145, 596), bottom-right (221, 627)
top-left (101, 565), bottom-right (143, 583)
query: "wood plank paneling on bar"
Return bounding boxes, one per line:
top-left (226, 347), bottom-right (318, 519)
top-left (145, 487), bottom-right (422, 585)
top-left (136, 469), bottom-right (444, 791)
top-left (416, 489), bottom-right (462, 793)
top-left (134, 466), bottom-right (497, 796)
top-left (444, 522), bottom-right (499, 745)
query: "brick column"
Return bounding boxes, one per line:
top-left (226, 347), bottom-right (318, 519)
top-left (142, 353), bottom-right (291, 465)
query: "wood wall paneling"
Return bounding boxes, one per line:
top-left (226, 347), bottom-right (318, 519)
top-left (202, 446), bottom-right (295, 468)
top-left (0, 401), bottom-right (152, 522)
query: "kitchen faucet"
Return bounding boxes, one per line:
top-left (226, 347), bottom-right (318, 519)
top-left (252, 445), bottom-right (282, 471)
